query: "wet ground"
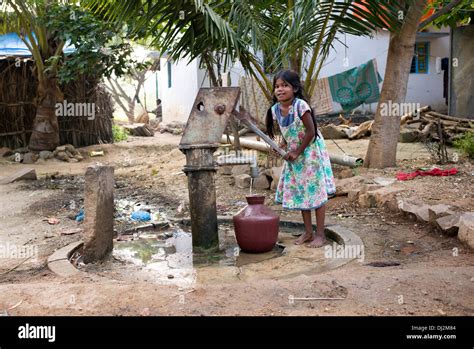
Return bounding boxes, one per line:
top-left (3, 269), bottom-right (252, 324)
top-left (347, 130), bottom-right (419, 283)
top-left (75, 222), bottom-right (338, 288)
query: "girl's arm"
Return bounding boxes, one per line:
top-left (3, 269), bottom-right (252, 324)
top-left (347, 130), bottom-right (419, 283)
top-left (285, 111), bottom-right (315, 161)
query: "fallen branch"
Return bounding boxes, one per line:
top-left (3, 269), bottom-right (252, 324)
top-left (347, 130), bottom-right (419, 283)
top-left (425, 111), bottom-right (474, 124)
top-left (348, 120), bottom-right (373, 140)
top-left (0, 256), bottom-right (33, 276)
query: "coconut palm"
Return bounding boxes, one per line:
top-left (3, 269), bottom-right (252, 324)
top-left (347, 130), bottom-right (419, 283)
top-left (1, 0), bottom-right (66, 150)
top-left (85, 0), bottom-right (405, 101)
top-left (1, 0), bottom-right (134, 151)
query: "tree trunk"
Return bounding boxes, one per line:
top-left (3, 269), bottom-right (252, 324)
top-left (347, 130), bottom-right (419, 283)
top-left (28, 76), bottom-right (62, 151)
top-left (126, 100), bottom-right (136, 124)
top-left (364, 0), bottom-right (427, 168)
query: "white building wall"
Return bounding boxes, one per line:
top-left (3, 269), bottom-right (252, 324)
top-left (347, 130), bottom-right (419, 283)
top-left (318, 29), bottom-right (449, 113)
top-left (157, 29), bottom-right (449, 123)
top-left (160, 58), bottom-right (199, 124)
top-left (405, 34), bottom-right (450, 112)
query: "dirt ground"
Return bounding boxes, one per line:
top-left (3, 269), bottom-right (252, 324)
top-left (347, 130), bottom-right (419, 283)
top-left (0, 133), bottom-right (473, 316)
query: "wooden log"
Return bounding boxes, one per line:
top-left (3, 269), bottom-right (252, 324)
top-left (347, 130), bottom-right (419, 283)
top-left (425, 111), bottom-right (474, 124)
top-left (400, 105), bottom-right (431, 125)
top-left (122, 123), bottom-right (154, 137)
top-left (348, 120), bottom-right (373, 140)
top-left (419, 122), bottom-right (436, 140)
top-left (421, 115), bottom-right (463, 127)
top-left (445, 126), bottom-right (474, 133)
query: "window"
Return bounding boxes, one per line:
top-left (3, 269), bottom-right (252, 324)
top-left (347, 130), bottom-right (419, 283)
top-left (410, 42), bottom-right (429, 74)
top-left (167, 61), bottom-right (172, 88)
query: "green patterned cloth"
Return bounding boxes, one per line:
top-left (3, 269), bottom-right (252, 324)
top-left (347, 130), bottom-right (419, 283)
top-left (328, 59), bottom-right (382, 111)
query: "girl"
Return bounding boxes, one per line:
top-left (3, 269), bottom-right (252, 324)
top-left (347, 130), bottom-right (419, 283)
top-left (266, 70), bottom-right (336, 248)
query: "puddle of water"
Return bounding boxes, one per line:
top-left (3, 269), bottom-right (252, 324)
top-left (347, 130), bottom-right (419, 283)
top-left (83, 223), bottom-right (343, 286)
top-left (113, 227), bottom-right (285, 270)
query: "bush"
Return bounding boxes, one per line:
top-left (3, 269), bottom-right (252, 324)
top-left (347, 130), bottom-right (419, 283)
top-left (112, 124), bottom-right (128, 143)
top-left (453, 132), bottom-right (474, 158)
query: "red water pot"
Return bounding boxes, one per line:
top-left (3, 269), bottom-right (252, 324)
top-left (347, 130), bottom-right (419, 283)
top-left (233, 195), bottom-right (280, 253)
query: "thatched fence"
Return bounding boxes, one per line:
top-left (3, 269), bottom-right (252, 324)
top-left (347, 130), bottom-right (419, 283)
top-left (0, 57), bottom-right (114, 149)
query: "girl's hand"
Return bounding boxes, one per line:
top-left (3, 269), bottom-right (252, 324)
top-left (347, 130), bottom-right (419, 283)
top-left (271, 141), bottom-right (287, 157)
top-left (284, 150), bottom-right (300, 162)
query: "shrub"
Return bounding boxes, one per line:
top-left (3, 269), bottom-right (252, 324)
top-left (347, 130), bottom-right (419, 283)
top-left (453, 132), bottom-right (474, 158)
top-left (112, 124), bottom-right (128, 143)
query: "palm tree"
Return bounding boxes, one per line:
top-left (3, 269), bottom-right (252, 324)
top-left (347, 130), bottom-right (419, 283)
top-left (1, 0), bottom-right (66, 150)
top-left (85, 0), bottom-right (404, 102)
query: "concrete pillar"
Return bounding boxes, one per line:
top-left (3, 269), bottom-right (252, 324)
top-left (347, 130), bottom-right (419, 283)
top-left (82, 165), bottom-right (114, 263)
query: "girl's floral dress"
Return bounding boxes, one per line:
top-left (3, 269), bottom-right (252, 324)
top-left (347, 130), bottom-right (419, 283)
top-left (272, 98), bottom-right (336, 210)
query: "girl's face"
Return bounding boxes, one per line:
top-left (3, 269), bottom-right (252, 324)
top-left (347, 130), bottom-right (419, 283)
top-left (274, 78), bottom-right (295, 102)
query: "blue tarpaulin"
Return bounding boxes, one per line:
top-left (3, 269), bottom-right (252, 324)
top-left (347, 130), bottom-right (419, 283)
top-left (0, 32), bottom-right (75, 57)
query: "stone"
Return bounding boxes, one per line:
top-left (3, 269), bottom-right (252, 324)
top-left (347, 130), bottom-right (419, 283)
top-left (372, 187), bottom-right (406, 210)
top-left (0, 147), bottom-right (12, 158)
top-left (399, 128), bottom-right (420, 143)
top-left (358, 193), bottom-right (376, 208)
top-left (335, 176), bottom-right (366, 196)
top-left (65, 150), bottom-right (74, 158)
top-left (398, 200), bottom-right (430, 222)
top-left (348, 189), bottom-right (360, 202)
top-left (56, 146), bottom-right (66, 152)
top-left (8, 153), bottom-right (23, 162)
top-left (320, 124), bottom-right (347, 139)
top-left (13, 147), bottom-right (29, 154)
top-left (373, 177), bottom-right (396, 186)
top-left (56, 151), bottom-right (70, 162)
top-left (74, 154), bottom-right (84, 161)
top-left (360, 184), bottom-right (384, 193)
top-left (457, 212), bottom-right (474, 249)
top-left (428, 204), bottom-right (455, 224)
top-left (234, 174), bottom-right (251, 189)
top-left (82, 165), bottom-right (115, 263)
top-left (69, 158), bottom-right (79, 163)
top-left (39, 150), bottom-right (54, 160)
top-left (64, 144), bottom-right (76, 154)
top-left (0, 168), bottom-right (37, 184)
top-left (252, 174), bottom-right (270, 190)
top-left (338, 168), bottom-right (354, 179)
top-left (218, 165), bottom-right (233, 175)
top-left (22, 152), bottom-right (39, 164)
top-left (231, 164), bottom-right (251, 176)
top-left (435, 213), bottom-right (462, 236)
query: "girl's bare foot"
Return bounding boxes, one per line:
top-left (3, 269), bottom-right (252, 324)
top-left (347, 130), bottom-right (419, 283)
top-left (307, 234), bottom-right (326, 248)
top-left (294, 232), bottom-right (313, 245)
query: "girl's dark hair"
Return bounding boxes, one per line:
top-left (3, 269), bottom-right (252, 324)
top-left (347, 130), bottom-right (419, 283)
top-left (265, 70), bottom-right (318, 140)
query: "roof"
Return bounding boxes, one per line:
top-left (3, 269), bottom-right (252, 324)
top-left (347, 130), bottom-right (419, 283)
top-left (0, 32), bottom-right (75, 57)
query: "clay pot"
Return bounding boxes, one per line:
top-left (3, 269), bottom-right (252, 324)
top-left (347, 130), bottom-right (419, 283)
top-left (233, 195), bottom-right (279, 253)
